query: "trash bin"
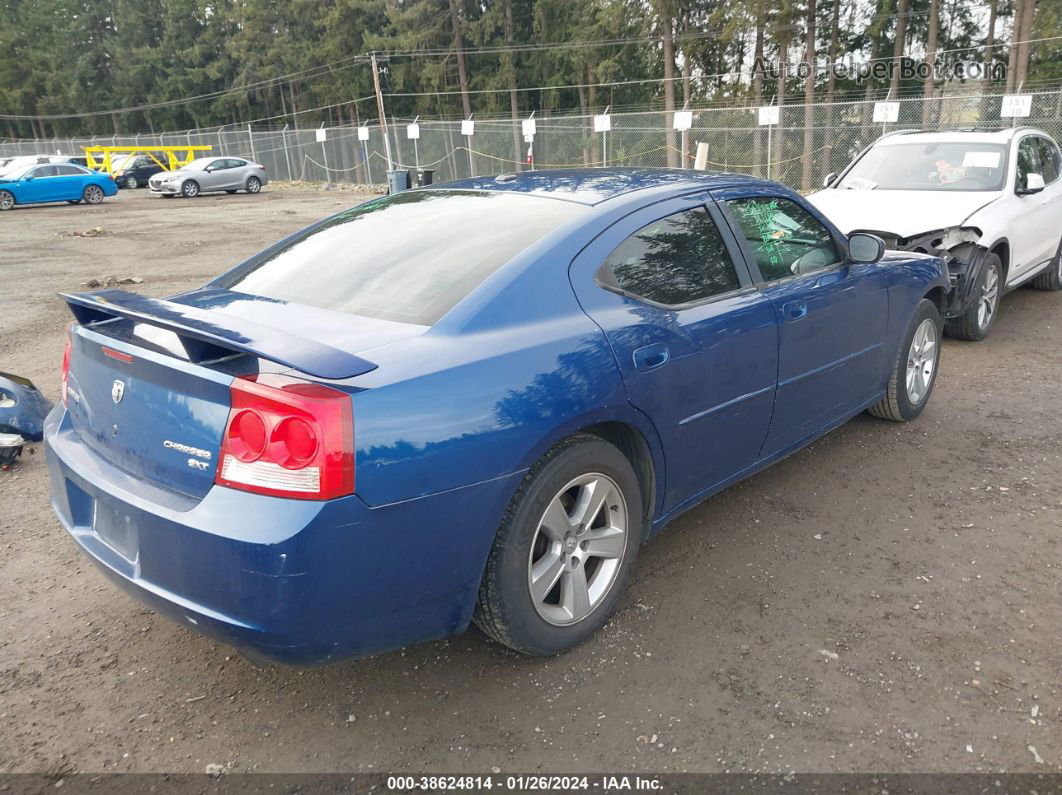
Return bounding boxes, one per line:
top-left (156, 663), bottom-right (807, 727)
top-left (416, 169), bottom-right (435, 187)
top-left (387, 169), bottom-right (411, 194)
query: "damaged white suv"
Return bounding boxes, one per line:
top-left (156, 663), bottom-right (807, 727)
top-left (809, 128), bottom-right (1062, 340)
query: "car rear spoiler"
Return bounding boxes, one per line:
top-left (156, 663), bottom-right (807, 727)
top-left (59, 289), bottom-right (378, 380)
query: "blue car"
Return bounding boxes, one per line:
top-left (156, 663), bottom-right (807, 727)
top-left (0, 162), bottom-right (117, 210)
top-left (45, 169), bottom-right (949, 664)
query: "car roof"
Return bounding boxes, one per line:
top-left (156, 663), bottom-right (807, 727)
top-left (875, 127), bottom-right (1053, 147)
top-left (435, 167), bottom-right (775, 206)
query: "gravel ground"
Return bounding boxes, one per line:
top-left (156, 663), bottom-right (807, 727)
top-left (0, 186), bottom-right (1060, 775)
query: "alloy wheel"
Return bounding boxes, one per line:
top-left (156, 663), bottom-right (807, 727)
top-left (0, 191), bottom-right (13, 210)
top-left (247, 177), bottom-right (261, 193)
top-left (527, 473), bottom-right (628, 626)
top-left (84, 185), bottom-right (103, 204)
top-left (978, 262), bottom-right (1000, 330)
top-left (125, 175), bottom-right (138, 188)
top-left (906, 318), bottom-right (938, 405)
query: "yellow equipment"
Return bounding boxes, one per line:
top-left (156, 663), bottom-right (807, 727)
top-left (82, 145), bottom-right (213, 175)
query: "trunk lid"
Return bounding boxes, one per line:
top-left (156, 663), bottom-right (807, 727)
top-left (61, 288), bottom-right (425, 500)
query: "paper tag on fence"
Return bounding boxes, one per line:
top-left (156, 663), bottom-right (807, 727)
top-left (315, 128), bottom-right (327, 142)
top-left (673, 111), bottom-right (693, 130)
top-left (406, 123), bottom-right (420, 140)
top-left (1001, 94), bottom-right (1032, 118)
top-left (872, 101), bottom-right (900, 123)
top-left (357, 126), bottom-right (369, 141)
top-left (593, 114), bottom-right (611, 132)
top-left (758, 106), bottom-right (779, 126)
top-left (461, 120), bottom-right (474, 136)
top-left (522, 118), bottom-right (537, 137)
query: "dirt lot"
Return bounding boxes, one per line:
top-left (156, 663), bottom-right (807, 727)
top-left (0, 186), bottom-right (1060, 775)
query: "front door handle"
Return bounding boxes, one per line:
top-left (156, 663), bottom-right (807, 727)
top-left (784, 300), bottom-right (808, 321)
top-left (633, 343), bottom-right (670, 372)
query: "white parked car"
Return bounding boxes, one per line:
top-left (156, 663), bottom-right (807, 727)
top-left (809, 128), bottom-right (1062, 340)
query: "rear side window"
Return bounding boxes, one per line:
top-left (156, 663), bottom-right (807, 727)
top-left (217, 190), bottom-right (585, 325)
top-left (597, 208), bottom-right (740, 306)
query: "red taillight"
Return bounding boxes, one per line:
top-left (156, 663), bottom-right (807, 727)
top-left (215, 374), bottom-right (354, 500)
top-left (60, 334), bottom-right (72, 407)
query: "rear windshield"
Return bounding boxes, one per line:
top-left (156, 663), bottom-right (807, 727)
top-left (215, 190), bottom-right (584, 325)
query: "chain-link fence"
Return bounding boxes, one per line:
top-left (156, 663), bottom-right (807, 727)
top-left (3, 89), bottom-right (1060, 192)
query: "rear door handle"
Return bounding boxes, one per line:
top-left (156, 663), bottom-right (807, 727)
top-left (633, 343), bottom-right (669, 372)
top-left (783, 300), bottom-right (808, 321)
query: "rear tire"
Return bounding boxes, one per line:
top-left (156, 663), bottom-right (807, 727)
top-left (945, 252), bottom-right (1002, 341)
top-left (180, 180), bottom-right (199, 198)
top-left (1030, 240), bottom-right (1062, 291)
top-left (474, 434), bottom-right (643, 656)
top-left (124, 174), bottom-right (139, 189)
top-left (245, 176), bottom-right (261, 194)
top-left (82, 184), bottom-right (104, 205)
top-left (869, 298), bottom-right (942, 422)
top-left (0, 190), bottom-right (14, 210)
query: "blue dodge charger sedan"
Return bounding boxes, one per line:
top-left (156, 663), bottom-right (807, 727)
top-left (46, 169), bottom-right (949, 664)
top-left (0, 161), bottom-right (117, 210)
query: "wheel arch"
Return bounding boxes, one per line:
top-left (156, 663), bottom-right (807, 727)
top-left (580, 421), bottom-right (658, 533)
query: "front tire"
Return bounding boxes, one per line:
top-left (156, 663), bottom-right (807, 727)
top-left (1030, 239), bottom-right (1062, 291)
top-left (869, 298), bottom-right (942, 422)
top-left (82, 184), bottom-right (104, 205)
top-left (180, 180), bottom-right (199, 198)
top-left (475, 434), bottom-right (643, 656)
top-left (0, 190), bottom-right (14, 210)
top-left (945, 253), bottom-right (1001, 341)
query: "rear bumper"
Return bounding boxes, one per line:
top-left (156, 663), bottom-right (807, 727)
top-left (45, 407), bottom-right (521, 664)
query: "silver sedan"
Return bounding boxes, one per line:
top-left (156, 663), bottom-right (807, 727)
top-left (149, 156), bottom-right (267, 198)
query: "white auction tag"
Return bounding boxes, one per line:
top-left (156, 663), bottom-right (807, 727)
top-left (406, 123), bottom-right (420, 140)
top-left (673, 110), bottom-right (693, 130)
top-left (461, 120), bottom-right (474, 136)
top-left (758, 106), bottom-right (779, 126)
top-left (594, 114), bottom-right (612, 132)
top-left (872, 101), bottom-right (900, 123)
top-left (357, 126), bottom-right (369, 141)
top-left (315, 128), bottom-right (327, 142)
top-left (522, 118), bottom-right (536, 137)
top-left (1001, 94), bottom-right (1032, 118)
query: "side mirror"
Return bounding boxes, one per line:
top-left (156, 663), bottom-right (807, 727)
top-left (848, 232), bottom-right (886, 264)
top-left (823, 172), bottom-right (838, 188)
top-left (1018, 172), bottom-right (1045, 195)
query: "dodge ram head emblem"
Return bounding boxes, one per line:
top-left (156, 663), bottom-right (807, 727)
top-left (111, 380), bottom-right (125, 404)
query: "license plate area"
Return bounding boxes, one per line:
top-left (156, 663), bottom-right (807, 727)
top-left (93, 501), bottom-right (139, 564)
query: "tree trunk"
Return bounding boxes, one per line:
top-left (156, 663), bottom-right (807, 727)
top-left (752, 0), bottom-right (766, 177)
top-left (503, 0), bottom-right (522, 170)
top-left (448, 0), bottom-right (472, 118)
top-left (801, 0), bottom-right (817, 191)
top-left (823, 0), bottom-right (841, 177)
top-left (775, 0), bottom-right (791, 171)
top-left (578, 73), bottom-right (591, 166)
top-left (661, 10), bottom-right (678, 167)
top-left (921, 0), bottom-right (939, 126)
top-left (982, 0), bottom-right (997, 89)
top-left (1005, 0), bottom-right (1024, 92)
top-left (889, 0), bottom-right (909, 99)
top-left (1015, 0), bottom-right (1035, 92)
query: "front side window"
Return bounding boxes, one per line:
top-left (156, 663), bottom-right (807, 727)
top-left (596, 208), bottom-right (740, 306)
top-left (726, 196), bottom-right (841, 281)
top-left (1034, 137), bottom-right (1061, 184)
top-left (837, 141), bottom-right (1008, 192)
top-left (1016, 138), bottom-right (1042, 190)
top-left (216, 190), bottom-right (585, 326)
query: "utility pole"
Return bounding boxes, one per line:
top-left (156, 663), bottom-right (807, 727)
top-left (371, 52), bottom-right (393, 171)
